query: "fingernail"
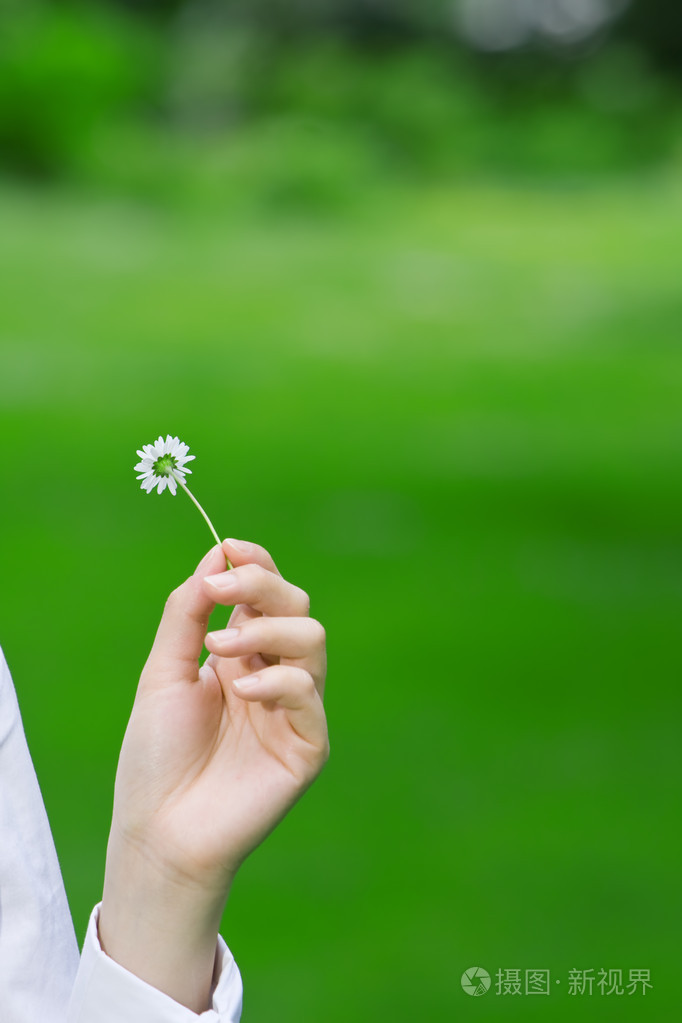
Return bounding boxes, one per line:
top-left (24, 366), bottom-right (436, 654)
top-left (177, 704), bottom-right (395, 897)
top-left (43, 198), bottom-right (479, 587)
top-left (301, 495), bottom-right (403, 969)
top-left (204, 573), bottom-right (236, 592)
top-left (207, 627), bottom-right (240, 644)
top-left (233, 674), bottom-right (260, 690)
top-left (225, 537), bottom-right (250, 552)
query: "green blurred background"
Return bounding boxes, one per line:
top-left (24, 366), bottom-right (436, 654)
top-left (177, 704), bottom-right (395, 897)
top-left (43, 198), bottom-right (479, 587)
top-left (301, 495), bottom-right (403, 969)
top-left (1, 1), bottom-right (681, 1019)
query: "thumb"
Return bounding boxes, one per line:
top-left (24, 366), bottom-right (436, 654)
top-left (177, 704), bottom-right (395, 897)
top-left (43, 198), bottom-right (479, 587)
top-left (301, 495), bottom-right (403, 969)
top-left (141, 544), bottom-right (227, 687)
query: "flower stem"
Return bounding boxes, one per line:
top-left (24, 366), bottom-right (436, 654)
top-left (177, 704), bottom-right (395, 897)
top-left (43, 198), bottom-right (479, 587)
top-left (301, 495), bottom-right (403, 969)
top-left (175, 476), bottom-right (233, 569)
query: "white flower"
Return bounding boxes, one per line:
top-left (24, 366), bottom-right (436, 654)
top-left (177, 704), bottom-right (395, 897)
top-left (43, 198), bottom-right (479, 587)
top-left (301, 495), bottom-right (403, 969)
top-left (134, 435), bottom-right (195, 495)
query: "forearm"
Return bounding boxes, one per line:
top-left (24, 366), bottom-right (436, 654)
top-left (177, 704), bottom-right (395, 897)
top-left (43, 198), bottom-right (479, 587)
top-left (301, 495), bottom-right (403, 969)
top-left (98, 831), bottom-right (231, 1013)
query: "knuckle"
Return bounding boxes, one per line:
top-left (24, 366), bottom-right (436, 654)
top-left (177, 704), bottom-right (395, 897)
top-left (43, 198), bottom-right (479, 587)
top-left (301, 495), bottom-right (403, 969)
top-left (316, 735), bottom-right (331, 769)
top-left (291, 667), bottom-right (316, 695)
top-left (296, 586), bottom-right (311, 615)
top-left (164, 583), bottom-right (184, 614)
top-left (235, 562), bottom-right (267, 600)
top-left (237, 562), bottom-right (258, 591)
top-left (248, 541), bottom-right (271, 565)
top-left (308, 618), bottom-right (326, 647)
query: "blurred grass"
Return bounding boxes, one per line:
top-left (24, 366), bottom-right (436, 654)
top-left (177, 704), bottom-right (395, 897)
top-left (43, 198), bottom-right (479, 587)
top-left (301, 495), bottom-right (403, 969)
top-left (0, 175), bottom-right (681, 1021)
top-left (3, 3), bottom-right (682, 189)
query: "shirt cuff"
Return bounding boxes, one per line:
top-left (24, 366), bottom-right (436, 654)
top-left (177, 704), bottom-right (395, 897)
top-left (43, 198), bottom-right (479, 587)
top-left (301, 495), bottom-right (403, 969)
top-left (67, 903), bottom-right (242, 1023)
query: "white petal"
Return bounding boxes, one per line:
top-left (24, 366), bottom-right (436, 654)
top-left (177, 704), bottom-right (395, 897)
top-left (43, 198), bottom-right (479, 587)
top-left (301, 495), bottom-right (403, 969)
top-left (167, 477), bottom-right (178, 496)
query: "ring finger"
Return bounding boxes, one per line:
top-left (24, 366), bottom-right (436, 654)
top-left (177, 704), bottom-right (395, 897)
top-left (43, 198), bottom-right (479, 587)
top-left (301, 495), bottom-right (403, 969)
top-left (205, 616), bottom-right (327, 693)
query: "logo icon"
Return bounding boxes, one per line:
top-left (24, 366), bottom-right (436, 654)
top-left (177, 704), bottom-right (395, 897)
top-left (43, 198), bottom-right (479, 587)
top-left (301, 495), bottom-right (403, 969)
top-left (461, 967), bottom-right (491, 996)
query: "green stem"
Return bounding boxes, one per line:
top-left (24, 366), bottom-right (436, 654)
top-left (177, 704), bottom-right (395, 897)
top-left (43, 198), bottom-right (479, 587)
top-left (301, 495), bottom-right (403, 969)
top-left (175, 476), bottom-right (233, 569)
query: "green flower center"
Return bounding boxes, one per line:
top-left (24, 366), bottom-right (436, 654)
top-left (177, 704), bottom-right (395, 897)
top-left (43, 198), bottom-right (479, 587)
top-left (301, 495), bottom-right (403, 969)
top-left (153, 454), bottom-right (178, 477)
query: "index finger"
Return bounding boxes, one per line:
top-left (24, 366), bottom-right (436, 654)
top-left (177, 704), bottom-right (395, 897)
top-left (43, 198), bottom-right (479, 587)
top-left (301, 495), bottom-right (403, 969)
top-left (221, 538), bottom-right (282, 577)
top-left (203, 563), bottom-right (309, 618)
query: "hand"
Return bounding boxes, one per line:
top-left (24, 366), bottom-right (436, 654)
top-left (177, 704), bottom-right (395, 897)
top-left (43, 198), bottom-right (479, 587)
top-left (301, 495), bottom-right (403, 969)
top-left (99, 537), bottom-right (328, 1010)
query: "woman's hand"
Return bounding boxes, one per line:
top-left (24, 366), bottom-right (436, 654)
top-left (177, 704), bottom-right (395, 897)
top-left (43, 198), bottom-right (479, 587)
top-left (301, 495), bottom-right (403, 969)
top-left (98, 537), bottom-right (328, 1011)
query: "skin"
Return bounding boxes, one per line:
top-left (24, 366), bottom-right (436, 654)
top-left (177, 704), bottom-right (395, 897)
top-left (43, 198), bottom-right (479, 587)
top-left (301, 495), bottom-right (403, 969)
top-left (98, 537), bottom-right (329, 1012)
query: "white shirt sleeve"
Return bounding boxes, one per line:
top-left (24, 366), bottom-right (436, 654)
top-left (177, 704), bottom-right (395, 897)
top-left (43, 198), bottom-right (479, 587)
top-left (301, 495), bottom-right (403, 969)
top-left (0, 645), bottom-right (80, 1021)
top-left (0, 645), bottom-right (243, 1023)
top-left (67, 903), bottom-right (243, 1023)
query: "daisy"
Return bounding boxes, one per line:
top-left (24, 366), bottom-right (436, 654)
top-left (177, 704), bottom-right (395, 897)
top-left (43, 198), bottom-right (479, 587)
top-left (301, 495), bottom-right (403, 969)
top-left (135, 435), bottom-right (229, 562)
top-left (135, 435), bottom-right (195, 496)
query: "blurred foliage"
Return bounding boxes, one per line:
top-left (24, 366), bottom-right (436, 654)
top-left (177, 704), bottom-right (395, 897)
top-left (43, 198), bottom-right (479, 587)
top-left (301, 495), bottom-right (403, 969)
top-left (1, 3), bottom-right (681, 1021)
top-left (99, 0), bottom-right (682, 70)
top-left (0, 1), bottom-right (159, 177)
top-left (1, 175), bottom-right (681, 1021)
top-left (0, 0), bottom-right (681, 202)
top-left (609, 0), bottom-right (682, 72)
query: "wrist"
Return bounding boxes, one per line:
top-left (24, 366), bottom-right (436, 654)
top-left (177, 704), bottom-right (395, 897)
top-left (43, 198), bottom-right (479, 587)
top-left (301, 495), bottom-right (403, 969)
top-left (106, 813), bottom-right (237, 896)
top-left (99, 827), bottom-right (233, 1012)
